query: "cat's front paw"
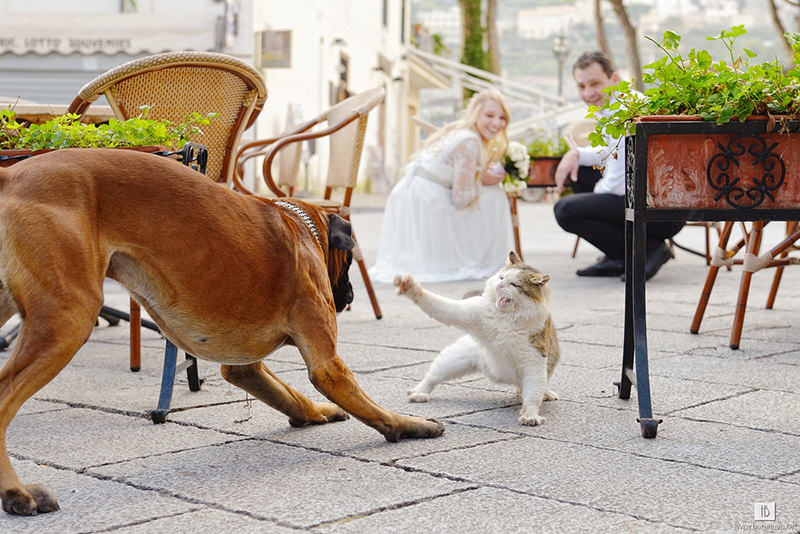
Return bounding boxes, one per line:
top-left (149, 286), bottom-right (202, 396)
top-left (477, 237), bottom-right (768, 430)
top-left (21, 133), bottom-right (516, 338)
top-left (407, 389), bottom-right (429, 403)
top-left (393, 274), bottom-right (420, 298)
top-left (518, 413), bottom-right (546, 426)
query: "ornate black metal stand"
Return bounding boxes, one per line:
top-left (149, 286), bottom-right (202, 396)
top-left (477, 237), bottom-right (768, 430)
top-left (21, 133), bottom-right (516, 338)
top-left (619, 118), bottom-right (800, 438)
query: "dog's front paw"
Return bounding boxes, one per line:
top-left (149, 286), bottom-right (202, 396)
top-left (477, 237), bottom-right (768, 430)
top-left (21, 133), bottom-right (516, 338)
top-left (393, 274), bottom-right (420, 298)
top-left (543, 390), bottom-right (559, 401)
top-left (519, 413), bottom-right (546, 426)
top-left (407, 389), bottom-right (429, 403)
top-left (2, 484), bottom-right (60, 515)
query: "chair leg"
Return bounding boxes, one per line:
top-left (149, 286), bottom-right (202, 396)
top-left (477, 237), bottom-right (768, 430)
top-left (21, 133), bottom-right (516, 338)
top-left (765, 221), bottom-right (798, 309)
top-left (130, 298), bottom-right (141, 372)
top-left (730, 221), bottom-right (765, 349)
top-left (186, 354), bottom-right (202, 391)
top-left (149, 342), bottom-right (203, 423)
top-left (508, 194), bottom-right (523, 260)
top-left (150, 340), bottom-right (178, 424)
top-left (351, 234), bottom-right (382, 320)
top-left (0, 321), bottom-right (21, 351)
top-left (690, 221), bottom-right (734, 334)
top-left (571, 236), bottom-right (580, 258)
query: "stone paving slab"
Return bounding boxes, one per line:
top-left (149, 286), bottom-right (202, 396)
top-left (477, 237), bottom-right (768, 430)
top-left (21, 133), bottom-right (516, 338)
top-left (0, 459), bottom-right (198, 534)
top-left (316, 486), bottom-right (689, 533)
top-left (556, 322), bottom-right (800, 359)
top-left (173, 401), bottom-right (523, 465)
top-left (89, 440), bottom-right (471, 530)
top-left (374, 355), bottom-right (749, 418)
top-left (112, 508), bottom-right (297, 534)
top-left (453, 402), bottom-right (800, 478)
top-left (650, 353), bottom-right (800, 392)
top-left (7, 408), bottom-right (239, 469)
top-left (673, 389), bottom-right (800, 435)
top-left (396, 437), bottom-right (800, 532)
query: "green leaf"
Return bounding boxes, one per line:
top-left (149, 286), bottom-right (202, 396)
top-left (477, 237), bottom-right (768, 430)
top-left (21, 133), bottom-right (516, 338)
top-left (662, 30), bottom-right (681, 50)
top-left (696, 50), bottom-right (712, 70)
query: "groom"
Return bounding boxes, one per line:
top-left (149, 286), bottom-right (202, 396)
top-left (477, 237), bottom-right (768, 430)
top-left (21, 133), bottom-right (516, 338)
top-left (553, 51), bottom-right (684, 280)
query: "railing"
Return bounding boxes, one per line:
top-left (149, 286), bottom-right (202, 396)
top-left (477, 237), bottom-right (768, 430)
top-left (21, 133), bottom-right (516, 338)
top-left (406, 47), bottom-right (587, 141)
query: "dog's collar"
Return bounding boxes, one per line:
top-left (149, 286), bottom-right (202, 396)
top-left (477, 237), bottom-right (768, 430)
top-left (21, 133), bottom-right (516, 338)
top-left (273, 200), bottom-right (322, 249)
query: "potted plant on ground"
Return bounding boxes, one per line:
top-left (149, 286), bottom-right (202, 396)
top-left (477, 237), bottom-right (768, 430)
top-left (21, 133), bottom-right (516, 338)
top-left (525, 131), bottom-right (568, 188)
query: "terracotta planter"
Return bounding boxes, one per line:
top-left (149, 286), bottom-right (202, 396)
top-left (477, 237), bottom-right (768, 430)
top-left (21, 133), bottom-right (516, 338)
top-left (527, 156), bottom-right (561, 186)
top-left (635, 116), bottom-right (800, 210)
top-left (0, 146), bottom-right (171, 168)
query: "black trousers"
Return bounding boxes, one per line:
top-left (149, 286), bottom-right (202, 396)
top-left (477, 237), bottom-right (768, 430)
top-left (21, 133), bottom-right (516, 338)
top-left (554, 175), bottom-right (684, 261)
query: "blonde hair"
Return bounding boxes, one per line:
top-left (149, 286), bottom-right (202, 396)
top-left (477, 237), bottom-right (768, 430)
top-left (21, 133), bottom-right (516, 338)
top-left (422, 88), bottom-right (510, 171)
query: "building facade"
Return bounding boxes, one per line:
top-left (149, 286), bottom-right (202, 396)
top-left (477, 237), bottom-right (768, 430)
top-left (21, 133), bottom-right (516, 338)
top-left (0, 0), bottom-right (445, 192)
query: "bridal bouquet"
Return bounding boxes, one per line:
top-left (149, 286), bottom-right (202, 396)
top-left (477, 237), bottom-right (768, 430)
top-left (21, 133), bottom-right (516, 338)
top-left (501, 141), bottom-right (530, 195)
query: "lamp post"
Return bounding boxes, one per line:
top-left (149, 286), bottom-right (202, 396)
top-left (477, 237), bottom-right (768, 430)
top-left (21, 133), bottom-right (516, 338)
top-left (552, 30), bottom-right (569, 98)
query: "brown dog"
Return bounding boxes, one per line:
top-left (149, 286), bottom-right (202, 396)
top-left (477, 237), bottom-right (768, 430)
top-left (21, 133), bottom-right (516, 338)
top-left (0, 149), bottom-right (444, 516)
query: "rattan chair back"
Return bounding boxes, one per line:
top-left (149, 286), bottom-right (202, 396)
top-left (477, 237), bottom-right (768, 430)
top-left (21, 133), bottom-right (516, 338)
top-left (323, 87), bottom-right (384, 189)
top-left (68, 51), bottom-right (267, 184)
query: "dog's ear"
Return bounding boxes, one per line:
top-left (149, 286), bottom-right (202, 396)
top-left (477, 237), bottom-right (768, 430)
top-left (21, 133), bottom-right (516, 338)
top-left (328, 214), bottom-right (355, 251)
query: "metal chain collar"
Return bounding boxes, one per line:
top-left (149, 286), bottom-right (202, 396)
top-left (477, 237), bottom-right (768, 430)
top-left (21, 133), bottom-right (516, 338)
top-left (273, 200), bottom-right (322, 249)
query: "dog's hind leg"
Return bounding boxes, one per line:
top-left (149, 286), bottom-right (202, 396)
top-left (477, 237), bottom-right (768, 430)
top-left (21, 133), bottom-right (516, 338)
top-left (0, 308), bottom-right (98, 515)
top-left (221, 362), bottom-right (349, 427)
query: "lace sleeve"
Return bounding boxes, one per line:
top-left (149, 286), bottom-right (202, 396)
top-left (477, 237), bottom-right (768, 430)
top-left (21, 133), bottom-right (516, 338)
top-left (446, 135), bottom-right (481, 209)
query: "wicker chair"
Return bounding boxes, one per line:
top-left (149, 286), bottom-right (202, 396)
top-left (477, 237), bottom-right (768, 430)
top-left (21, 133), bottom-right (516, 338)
top-left (233, 119), bottom-right (311, 196)
top-left (691, 220), bottom-right (799, 349)
top-left (236, 87), bottom-right (385, 319)
top-left (67, 51), bottom-right (267, 422)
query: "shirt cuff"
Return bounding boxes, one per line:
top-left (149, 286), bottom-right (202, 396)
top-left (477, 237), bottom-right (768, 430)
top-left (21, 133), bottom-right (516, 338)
top-left (576, 146), bottom-right (602, 167)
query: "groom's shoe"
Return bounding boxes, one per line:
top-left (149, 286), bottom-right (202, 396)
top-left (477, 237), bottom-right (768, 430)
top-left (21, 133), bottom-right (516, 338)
top-left (622, 241), bottom-right (675, 282)
top-left (576, 256), bottom-right (625, 277)
top-left (644, 241), bottom-right (673, 280)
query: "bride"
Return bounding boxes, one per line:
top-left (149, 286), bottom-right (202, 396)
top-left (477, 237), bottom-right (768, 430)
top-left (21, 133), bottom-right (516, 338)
top-left (369, 88), bottom-right (514, 283)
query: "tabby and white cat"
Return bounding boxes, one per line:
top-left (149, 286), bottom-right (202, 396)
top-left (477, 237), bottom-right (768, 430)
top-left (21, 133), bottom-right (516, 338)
top-left (394, 251), bottom-right (560, 426)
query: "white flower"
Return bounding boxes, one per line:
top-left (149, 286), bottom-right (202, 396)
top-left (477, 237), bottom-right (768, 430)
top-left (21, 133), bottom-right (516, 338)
top-left (515, 161), bottom-right (529, 178)
top-left (508, 141), bottom-right (527, 161)
top-left (502, 180), bottom-right (518, 194)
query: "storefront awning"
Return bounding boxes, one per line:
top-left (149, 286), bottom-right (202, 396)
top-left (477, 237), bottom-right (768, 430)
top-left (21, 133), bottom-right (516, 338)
top-left (0, 14), bottom-right (216, 56)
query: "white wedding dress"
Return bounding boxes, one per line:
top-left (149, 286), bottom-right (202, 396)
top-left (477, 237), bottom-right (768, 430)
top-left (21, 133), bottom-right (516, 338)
top-left (369, 128), bottom-right (513, 283)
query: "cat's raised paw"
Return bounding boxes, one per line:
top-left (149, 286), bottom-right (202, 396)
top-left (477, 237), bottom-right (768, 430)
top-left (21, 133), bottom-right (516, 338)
top-left (519, 413), bottom-right (546, 426)
top-left (407, 389), bottom-right (429, 403)
top-left (393, 274), bottom-right (419, 297)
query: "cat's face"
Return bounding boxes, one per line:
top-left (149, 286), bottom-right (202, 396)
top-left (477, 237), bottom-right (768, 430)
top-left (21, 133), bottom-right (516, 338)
top-left (485, 252), bottom-right (550, 312)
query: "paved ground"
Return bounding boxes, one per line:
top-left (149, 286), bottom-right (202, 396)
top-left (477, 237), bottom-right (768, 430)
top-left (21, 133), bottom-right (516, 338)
top-left (0, 195), bottom-right (798, 533)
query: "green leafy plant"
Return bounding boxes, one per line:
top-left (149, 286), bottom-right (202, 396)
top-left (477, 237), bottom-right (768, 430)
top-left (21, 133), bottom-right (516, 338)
top-left (0, 107), bottom-right (216, 151)
top-left (526, 132), bottom-right (568, 158)
top-left (589, 25), bottom-right (800, 147)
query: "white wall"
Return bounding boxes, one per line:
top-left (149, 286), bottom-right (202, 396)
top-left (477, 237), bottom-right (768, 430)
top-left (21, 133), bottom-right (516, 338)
top-left (247, 0), bottom-right (407, 193)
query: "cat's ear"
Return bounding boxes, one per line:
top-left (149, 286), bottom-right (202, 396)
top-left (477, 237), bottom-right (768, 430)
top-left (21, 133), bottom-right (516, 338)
top-left (529, 273), bottom-right (550, 286)
top-left (508, 251), bottom-right (522, 265)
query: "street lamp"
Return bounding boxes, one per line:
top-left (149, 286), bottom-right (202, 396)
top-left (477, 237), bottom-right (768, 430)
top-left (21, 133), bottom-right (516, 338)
top-left (552, 30), bottom-right (569, 99)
